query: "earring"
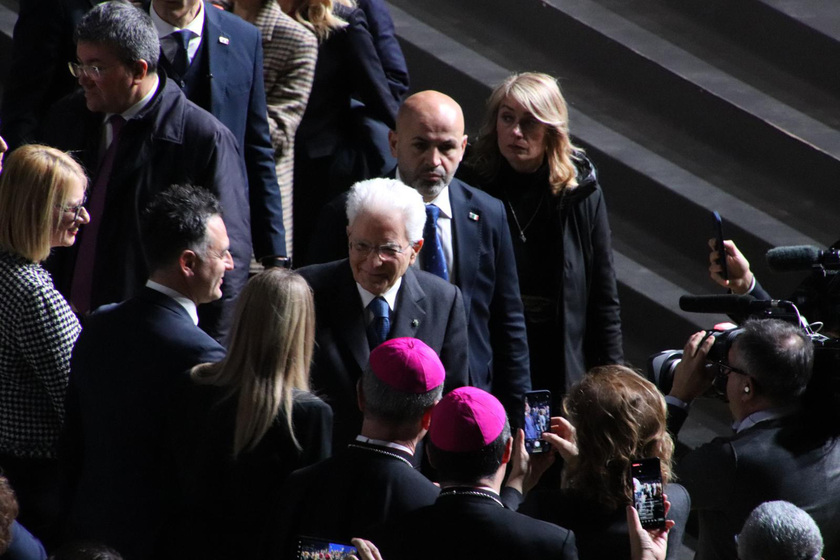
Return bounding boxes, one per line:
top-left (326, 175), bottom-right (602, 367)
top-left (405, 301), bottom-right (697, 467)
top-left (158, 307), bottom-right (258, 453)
top-left (744, 386), bottom-right (750, 394)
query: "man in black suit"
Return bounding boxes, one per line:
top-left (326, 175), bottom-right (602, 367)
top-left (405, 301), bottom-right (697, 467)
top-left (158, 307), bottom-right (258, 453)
top-left (308, 91), bottom-right (530, 421)
top-left (668, 319), bottom-right (840, 560)
top-left (298, 177), bottom-right (469, 448)
top-left (270, 337), bottom-right (445, 558)
top-left (369, 386), bottom-right (578, 560)
top-left (40, 1), bottom-right (249, 338)
top-left (147, 0), bottom-right (288, 265)
top-left (62, 186), bottom-right (229, 559)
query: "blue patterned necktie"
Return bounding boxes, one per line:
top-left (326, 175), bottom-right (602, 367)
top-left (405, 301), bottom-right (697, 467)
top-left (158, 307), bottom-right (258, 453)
top-left (423, 204), bottom-right (449, 280)
top-left (366, 296), bottom-right (390, 349)
top-left (170, 29), bottom-right (193, 76)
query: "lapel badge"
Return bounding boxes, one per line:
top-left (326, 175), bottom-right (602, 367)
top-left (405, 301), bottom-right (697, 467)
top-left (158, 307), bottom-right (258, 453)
top-left (219, 36), bottom-right (230, 45)
top-left (411, 319), bottom-right (419, 328)
top-left (468, 212), bottom-right (480, 222)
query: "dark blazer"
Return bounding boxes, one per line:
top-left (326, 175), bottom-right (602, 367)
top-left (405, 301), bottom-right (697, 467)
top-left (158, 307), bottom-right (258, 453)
top-left (269, 441), bottom-right (439, 559)
top-left (369, 490), bottom-right (578, 560)
top-left (0, 0), bottom-right (93, 149)
top-left (355, 0), bottom-right (409, 101)
top-left (62, 288), bottom-right (226, 560)
top-left (297, 260), bottom-right (469, 447)
top-left (40, 74), bottom-right (250, 339)
top-left (306, 177), bottom-right (531, 418)
top-left (152, 2), bottom-right (287, 260)
top-left (161, 385), bottom-right (332, 560)
top-left (675, 415), bottom-right (840, 560)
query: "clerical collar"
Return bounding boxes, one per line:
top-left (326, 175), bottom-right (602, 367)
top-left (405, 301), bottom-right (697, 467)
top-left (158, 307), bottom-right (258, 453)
top-left (356, 279), bottom-right (401, 314)
top-left (354, 435), bottom-right (414, 456)
top-left (438, 486), bottom-right (504, 508)
top-left (733, 404), bottom-right (799, 433)
top-left (146, 280), bottom-right (199, 325)
top-left (349, 437), bottom-right (413, 468)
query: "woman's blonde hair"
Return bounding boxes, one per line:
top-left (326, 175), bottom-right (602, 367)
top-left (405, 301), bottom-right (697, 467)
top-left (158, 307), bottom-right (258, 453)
top-left (471, 72), bottom-right (583, 196)
top-left (191, 268), bottom-right (315, 457)
top-left (562, 365), bottom-right (674, 511)
top-left (0, 145), bottom-right (87, 262)
top-left (284, 0), bottom-right (353, 41)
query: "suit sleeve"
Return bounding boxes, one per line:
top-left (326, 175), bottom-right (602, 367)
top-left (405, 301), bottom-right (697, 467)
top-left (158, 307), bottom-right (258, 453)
top-left (488, 199), bottom-right (532, 417)
top-left (243, 31), bottom-right (288, 259)
top-left (440, 286), bottom-right (470, 392)
top-left (346, 9), bottom-right (400, 130)
top-left (356, 0), bottom-right (409, 101)
top-left (582, 185), bottom-right (624, 367)
top-left (262, 20), bottom-right (317, 164)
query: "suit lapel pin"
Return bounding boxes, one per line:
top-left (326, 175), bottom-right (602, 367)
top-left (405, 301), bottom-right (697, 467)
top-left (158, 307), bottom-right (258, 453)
top-left (468, 212), bottom-right (480, 222)
top-left (218, 36), bottom-right (230, 45)
top-left (411, 319), bottom-right (419, 328)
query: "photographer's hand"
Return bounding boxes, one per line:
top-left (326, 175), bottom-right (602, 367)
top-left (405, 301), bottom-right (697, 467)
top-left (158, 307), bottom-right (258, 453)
top-left (505, 428), bottom-right (555, 495)
top-left (542, 416), bottom-right (579, 469)
top-left (669, 331), bottom-right (716, 403)
top-left (708, 239), bottom-right (754, 294)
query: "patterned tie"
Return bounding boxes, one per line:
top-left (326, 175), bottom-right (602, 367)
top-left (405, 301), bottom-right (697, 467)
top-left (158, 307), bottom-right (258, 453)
top-left (366, 296), bottom-right (390, 350)
top-left (71, 114), bottom-right (125, 313)
top-left (170, 29), bottom-right (193, 76)
top-left (423, 204), bottom-right (449, 280)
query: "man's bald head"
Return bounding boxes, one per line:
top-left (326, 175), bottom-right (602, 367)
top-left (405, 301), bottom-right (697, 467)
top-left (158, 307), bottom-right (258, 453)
top-left (389, 91), bottom-right (468, 201)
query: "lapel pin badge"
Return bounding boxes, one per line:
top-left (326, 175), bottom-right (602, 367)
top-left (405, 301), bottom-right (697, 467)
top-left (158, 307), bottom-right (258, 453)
top-left (468, 212), bottom-right (479, 222)
top-left (219, 36), bottom-right (230, 45)
top-left (411, 319), bottom-right (419, 328)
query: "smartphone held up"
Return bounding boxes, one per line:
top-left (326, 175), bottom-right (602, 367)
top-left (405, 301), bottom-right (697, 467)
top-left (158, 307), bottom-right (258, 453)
top-left (523, 390), bottom-right (551, 454)
top-left (630, 457), bottom-right (666, 530)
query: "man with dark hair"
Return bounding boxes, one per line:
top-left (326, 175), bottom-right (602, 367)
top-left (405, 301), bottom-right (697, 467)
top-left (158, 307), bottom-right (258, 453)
top-left (62, 185), bottom-right (229, 560)
top-left (269, 337), bottom-right (444, 558)
top-left (668, 319), bottom-right (840, 560)
top-left (40, 0), bottom-right (250, 339)
top-left (369, 387), bottom-right (578, 560)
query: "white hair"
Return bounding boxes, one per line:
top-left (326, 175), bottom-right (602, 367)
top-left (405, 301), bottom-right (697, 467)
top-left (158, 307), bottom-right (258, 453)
top-left (345, 178), bottom-right (426, 243)
top-left (738, 501), bottom-right (823, 560)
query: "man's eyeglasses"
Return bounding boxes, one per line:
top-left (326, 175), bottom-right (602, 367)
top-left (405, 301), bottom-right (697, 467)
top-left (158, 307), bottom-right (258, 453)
top-left (68, 62), bottom-right (110, 80)
top-left (708, 360), bottom-right (750, 396)
top-left (56, 193), bottom-right (88, 222)
top-left (349, 241), bottom-right (411, 260)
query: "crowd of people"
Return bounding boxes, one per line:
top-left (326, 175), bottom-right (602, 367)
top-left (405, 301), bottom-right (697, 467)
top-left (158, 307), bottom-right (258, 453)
top-left (0, 0), bottom-right (836, 559)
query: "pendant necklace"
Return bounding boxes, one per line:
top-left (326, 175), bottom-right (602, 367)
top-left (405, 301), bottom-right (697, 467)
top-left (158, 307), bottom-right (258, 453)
top-left (506, 190), bottom-right (546, 243)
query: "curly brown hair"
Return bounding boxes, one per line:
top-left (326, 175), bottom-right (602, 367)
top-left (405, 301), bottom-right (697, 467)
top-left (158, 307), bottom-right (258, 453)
top-left (562, 365), bottom-right (674, 512)
top-left (0, 476), bottom-right (19, 554)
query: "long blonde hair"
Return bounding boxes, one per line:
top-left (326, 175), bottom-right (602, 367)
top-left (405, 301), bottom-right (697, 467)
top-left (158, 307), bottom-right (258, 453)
top-left (0, 145), bottom-right (87, 262)
top-left (471, 72), bottom-right (582, 196)
top-left (562, 365), bottom-right (674, 511)
top-left (283, 0), bottom-right (353, 41)
top-left (191, 268), bottom-right (315, 457)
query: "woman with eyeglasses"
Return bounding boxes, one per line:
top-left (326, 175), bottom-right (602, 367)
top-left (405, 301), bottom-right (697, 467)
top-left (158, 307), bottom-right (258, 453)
top-left (0, 144), bottom-right (89, 546)
top-left (464, 72), bottom-right (623, 401)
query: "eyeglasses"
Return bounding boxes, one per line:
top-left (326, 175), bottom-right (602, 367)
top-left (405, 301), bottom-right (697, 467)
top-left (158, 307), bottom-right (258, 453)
top-left (349, 240), bottom-right (411, 260)
top-left (707, 360), bottom-right (749, 378)
top-left (68, 62), bottom-right (110, 80)
top-left (56, 193), bottom-right (88, 222)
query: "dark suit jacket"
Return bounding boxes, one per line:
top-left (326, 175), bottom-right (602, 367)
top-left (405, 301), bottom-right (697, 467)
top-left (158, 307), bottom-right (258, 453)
top-left (369, 491), bottom-right (578, 560)
top-left (40, 74), bottom-right (250, 339)
top-left (62, 288), bottom-right (226, 560)
top-left (306, 178), bottom-right (531, 418)
top-left (269, 441), bottom-right (439, 559)
top-left (0, 0), bottom-right (93, 149)
top-left (152, 2), bottom-right (287, 259)
top-left (297, 260), bottom-right (469, 447)
top-left (675, 415), bottom-right (840, 560)
top-left (355, 0), bottom-right (409, 101)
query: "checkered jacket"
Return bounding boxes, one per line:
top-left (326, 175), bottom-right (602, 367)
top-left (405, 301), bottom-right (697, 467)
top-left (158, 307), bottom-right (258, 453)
top-left (0, 250), bottom-right (80, 458)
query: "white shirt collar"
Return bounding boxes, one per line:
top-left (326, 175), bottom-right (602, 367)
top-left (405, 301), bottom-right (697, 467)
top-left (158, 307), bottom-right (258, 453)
top-left (356, 278), bottom-right (402, 313)
top-left (150, 0), bottom-right (205, 38)
top-left (732, 404), bottom-right (799, 433)
top-left (395, 169), bottom-right (453, 219)
top-left (146, 280), bottom-right (199, 325)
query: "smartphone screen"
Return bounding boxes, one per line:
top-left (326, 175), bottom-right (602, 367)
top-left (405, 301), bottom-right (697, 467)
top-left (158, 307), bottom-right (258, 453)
top-left (713, 211), bottom-right (728, 281)
top-left (630, 457), bottom-right (666, 529)
top-left (524, 390), bottom-right (551, 454)
top-left (297, 536), bottom-right (358, 560)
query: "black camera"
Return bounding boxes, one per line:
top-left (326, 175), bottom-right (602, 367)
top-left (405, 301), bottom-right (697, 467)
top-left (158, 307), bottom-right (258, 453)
top-left (646, 327), bottom-right (743, 395)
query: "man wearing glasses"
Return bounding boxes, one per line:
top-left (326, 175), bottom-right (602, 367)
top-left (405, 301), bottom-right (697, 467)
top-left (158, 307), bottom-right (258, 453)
top-left (298, 177), bottom-right (469, 449)
top-left (39, 1), bottom-right (249, 341)
top-left (666, 319), bottom-right (840, 560)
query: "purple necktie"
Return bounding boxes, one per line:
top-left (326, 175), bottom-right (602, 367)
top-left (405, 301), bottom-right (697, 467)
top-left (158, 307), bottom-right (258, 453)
top-left (71, 114), bottom-right (125, 313)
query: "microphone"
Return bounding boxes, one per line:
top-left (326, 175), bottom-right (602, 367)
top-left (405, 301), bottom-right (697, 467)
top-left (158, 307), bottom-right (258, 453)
top-left (679, 294), bottom-right (793, 315)
top-left (766, 245), bottom-right (840, 272)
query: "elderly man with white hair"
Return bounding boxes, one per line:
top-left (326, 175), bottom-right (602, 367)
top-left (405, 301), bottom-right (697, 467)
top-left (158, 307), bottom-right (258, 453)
top-left (297, 177), bottom-right (469, 449)
top-left (738, 501), bottom-right (824, 560)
